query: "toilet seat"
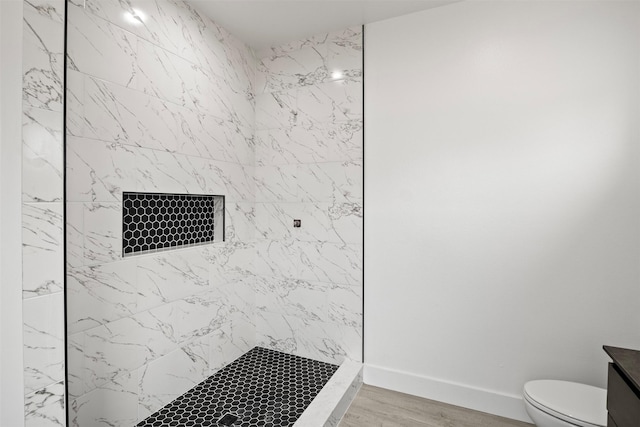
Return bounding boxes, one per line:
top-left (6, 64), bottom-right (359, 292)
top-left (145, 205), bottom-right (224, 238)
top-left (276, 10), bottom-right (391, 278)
top-left (523, 380), bottom-right (607, 427)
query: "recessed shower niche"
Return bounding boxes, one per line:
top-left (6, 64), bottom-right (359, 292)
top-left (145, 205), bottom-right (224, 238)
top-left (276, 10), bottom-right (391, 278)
top-left (122, 192), bottom-right (225, 256)
top-left (65, 0), bottom-right (363, 425)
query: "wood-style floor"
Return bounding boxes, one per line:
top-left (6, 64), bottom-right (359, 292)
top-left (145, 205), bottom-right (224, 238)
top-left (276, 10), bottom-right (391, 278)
top-left (339, 385), bottom-right (534, 427)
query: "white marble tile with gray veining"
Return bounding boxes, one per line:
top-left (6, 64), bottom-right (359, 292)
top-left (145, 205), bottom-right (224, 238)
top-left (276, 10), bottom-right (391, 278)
top-left (23, 293), bottom-right (65, 394)
top-left (256, 312), bottom-right (353, 363)
top-left (81, 304), bottom-right (179, 392)
top-left (22, 108), bottom-right (63, 202)
top-left (80, 322), bottom-right (144, 392)
top-left (178, 3), bottom-right (228, 69)
top-left (208, 323), bottom-right (238, 373)
top-left (82, 76), bottom-right (179, 152)
top-left (323, 120), bottom-right (363, 161)
top-left (168, 15), bottom-right (254, 112)
top-left (255, 164), bottom-right (299, 203)
top-left (255, 128), bottom-right (306, 166)
top-left (77, 0), bottom-right (149, 41)
top-left (255, 121), bottom-right (362, 166)
top-left (326, 26), bottom-right (363, 82)
top-left (255, 90), bottom-right (297, 130)
top-left (172, 108), bottom-right (222, 158)
top-left (25, 0), bottom-right (65, 22)
top-left (256, 32), bottom-right (336, 59)
top-left (172, 108), bottom-right (253, 165)
top-left (181, 63), bottom-right (233, 120)
top-left (136, 304), bottom-right (182, 362)
top-left (170, 289), bottom-right (231, 345)
top-left (296, 202), bottom-right (361, 244)
top-left (136, 38), bottom-right (198, 109)
top-left (297, 79), bottom-right (363, 127)
top-left (185, 19), bottom-right (254, 96)
top-left (136, 249), bottom-right (210, 312)
top-left (177, 158), bottom-right (248, 201)
top-left (67, 136), bottom-right (137, 202)
top-left (67, 4), bottom-right (137, 87)
top-left (296, 241), bottom-right (362, 286)
top-left (134, 148), bottom-right (206, 195)
top-left (204, 242), bottom-right (255, 285)
top-left (25, 380), bottom-right (65, 427)
top-left (255, 311), bottom-right (299, 356)
top-left (221, 81), bottom-right (256, 132)
top-left (67, 332), bottom-right (86, 399)
top-left (255, 281), bottom-right (361, 364)
top-left (218, 30), bottom-right (256, 95)
top-left (285, 316), bottom-right (360, 364)
top-left (137, 0), bottom-right (203, 65)
top-left (137, 338), bottom-right (210, 421)
top-left (67, 260), bottom-right (138, 334)
top-left (229, 311), bottom-right (256, 355)
top-left (253, 239), bottom-right (299, 279)
top-left (66, 69), bottom-right (85, 137)
top-left (83, 202), bottom-right (121, 266)
top-left (331, 323), bottom-right (362, 365)
top-left (216, 276), bottom-right (255, 320)
top-left (225, 202), bottom-right (256, 243)
top-left (254, 126), bottom-right (320, 166)
top-left (66, 202), bottom-right (84, 269)
top-left (254, 203), bottom-right (296, 241)
top-left (292, 123), bottom-right (359, 164)
top-left (81, 0), bottom-right (198, 66)
top-left (326, 200), bottom-right (363, 245)
top-left (208, 312), bottom-right (255, 373)
top-left (207, 161), bottom-right (255, 202)
top-left (256, 45), bottom-right (329, 94)
top-left (254, 201), bottom-right (362, 245)
top-left (23, 4), bottom-right (64, 111)
top-left (327, 285), bottom-right (363, 328)
top-left (69, 371), bottom-right (137, 427)
top-left (297, 160), bottom-right (363, 203)
top-left (22, 203), bottom-right (63, 297)
top-left (255, 276), bottom-right (328, 323)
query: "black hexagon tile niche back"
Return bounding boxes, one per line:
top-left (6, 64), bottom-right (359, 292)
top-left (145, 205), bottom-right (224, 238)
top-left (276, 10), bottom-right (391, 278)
top-left (137, 347), bottom-right (339, 427)
top-left (122, 192), bottom-right (224, 256)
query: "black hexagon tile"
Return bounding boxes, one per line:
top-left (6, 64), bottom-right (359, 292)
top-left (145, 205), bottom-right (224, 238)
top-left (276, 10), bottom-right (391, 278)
top-left (122, 192), bottom-right (224, 256)
top-left (137, 347), bottom-right (339, 427)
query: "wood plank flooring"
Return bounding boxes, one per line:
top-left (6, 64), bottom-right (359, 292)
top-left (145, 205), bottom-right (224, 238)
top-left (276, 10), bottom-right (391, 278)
top-left (339, 385), bottom-right (534, 427)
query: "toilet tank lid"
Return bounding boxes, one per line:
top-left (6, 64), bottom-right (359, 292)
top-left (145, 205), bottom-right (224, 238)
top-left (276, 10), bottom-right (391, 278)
top-left (524, 380), bottom-right (607, 426)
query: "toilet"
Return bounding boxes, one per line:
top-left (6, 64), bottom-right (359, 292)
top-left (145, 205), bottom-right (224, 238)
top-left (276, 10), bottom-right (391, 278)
top-left (523, 380), bottom-right (607, 427)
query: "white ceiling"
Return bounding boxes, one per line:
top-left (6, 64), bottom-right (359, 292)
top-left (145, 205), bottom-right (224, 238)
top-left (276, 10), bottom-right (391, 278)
top-left (188, 0), bottom-right (459, 50)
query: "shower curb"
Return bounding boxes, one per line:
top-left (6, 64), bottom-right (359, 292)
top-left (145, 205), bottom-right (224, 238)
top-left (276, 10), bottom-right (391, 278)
top-left (293, 360), bottom-right (363, 427)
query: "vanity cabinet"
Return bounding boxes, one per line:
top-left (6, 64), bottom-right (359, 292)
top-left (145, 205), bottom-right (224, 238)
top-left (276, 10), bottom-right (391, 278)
top-left (604, 346), bottom-right (640, 427)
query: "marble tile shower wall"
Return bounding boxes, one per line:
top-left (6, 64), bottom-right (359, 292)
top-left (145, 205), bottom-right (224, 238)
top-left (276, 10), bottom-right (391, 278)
top-left (22, 0), bottom-right (66, 425)
top-left (65, 1), bottom-right (256, 425)
top-left (253, 28), bottom-right (364, 364)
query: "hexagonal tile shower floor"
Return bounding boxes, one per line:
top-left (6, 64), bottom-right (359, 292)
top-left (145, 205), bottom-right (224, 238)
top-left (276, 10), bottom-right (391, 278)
top-left (137, 347), bottom-right (339, 427)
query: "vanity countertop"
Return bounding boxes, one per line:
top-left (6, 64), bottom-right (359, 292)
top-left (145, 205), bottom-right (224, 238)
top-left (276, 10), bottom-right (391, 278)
top-left (604, 345), bottom-right (640, 391)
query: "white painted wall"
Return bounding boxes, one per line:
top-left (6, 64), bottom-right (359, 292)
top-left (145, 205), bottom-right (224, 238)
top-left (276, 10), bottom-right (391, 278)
top-left (0, 0), bottom-right (25, 425)
top-left (364, 0), bottom-right (640, 422)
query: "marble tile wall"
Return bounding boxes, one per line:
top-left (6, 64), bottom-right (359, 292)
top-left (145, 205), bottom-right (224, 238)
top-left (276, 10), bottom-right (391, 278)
top-left (22, 0), bottom-right (66, 425)
top-left (65, 1), bottom-right (256, 424)
top-left (253, 28), bottom-right (364, 364)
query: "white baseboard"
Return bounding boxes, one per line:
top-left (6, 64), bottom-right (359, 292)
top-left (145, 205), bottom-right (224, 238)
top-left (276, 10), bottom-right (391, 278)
top-left (363, 364), bottom-right (533, 423)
